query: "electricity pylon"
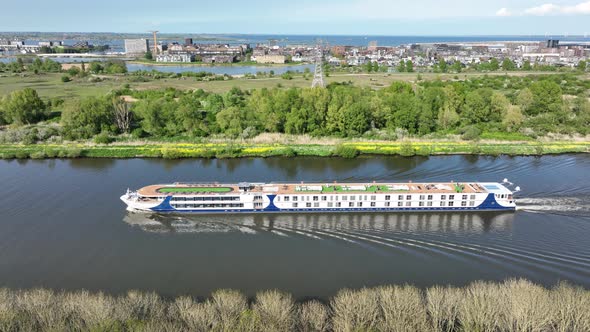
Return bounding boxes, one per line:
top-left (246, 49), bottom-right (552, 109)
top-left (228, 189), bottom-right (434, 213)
top-left (311, 43), bottom-right (325, 88)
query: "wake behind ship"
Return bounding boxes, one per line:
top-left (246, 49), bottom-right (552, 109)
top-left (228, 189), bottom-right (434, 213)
top-left (121, 181), bottom-right (516, 213)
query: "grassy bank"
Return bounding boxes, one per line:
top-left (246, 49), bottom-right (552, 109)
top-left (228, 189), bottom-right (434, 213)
top-left (1, 140), bottom-right (589, 159)
top-left (0, 280), bottom-right (588, 331)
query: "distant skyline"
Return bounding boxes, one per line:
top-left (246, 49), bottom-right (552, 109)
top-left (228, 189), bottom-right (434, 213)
top-left (1, 0), bottom-right (589, 35)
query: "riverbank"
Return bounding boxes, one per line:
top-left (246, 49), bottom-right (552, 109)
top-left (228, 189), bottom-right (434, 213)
top-left (0, 280), bottom-right (587, 331)
top-left (1, 139), bottom-right (589, 159)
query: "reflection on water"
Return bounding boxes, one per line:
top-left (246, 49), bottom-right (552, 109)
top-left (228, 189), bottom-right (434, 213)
top-left (124, 212), bottom-right (514, 235)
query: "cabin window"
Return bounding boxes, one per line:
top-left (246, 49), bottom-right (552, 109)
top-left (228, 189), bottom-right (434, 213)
top-left (328, 202), bottom-right (334, 208)
top-left (314, 203), bottom-right (320, 208)
top-left (385, 195), bottom-right (391, 201)
top-left (385, 202), bottom-right (391, 207)
top-left (406, 195), bottom-right (412, 200)
top-left (449, 195), bottom-right (455, 200)
top-left (427, 201), bottom-right (433, 207)
top-left (313, 196), bottom-right (319, 201)
top-left (399, 195), bottom-right (404, 200)
top-left (322, 196), bottom-right (327, 201)
top-left (406, 202), bottom-right (411, 207)
top-left (371, 195), bottom-right (377, 201)
top-left (441, 195), bottom-right (447, 200)
top-left (351, 196), bottom-right (356, 201)
top-left (419, 202), bottom-right (425, 207)
top-left (470, 195), bottom-right (476, 200)
top-left (470, 201), bottom-right (476, 206)
top-left (306, 203), bottom-right (312, 208)
top-left (371, 202), bottom-right (376, 207)
top-left (364, 195), bottom-right (368, 201)
top-left (440, 201), bottom-right (446, 207)
top-left (284, 196), bottom-right (290, 202)
top-left (461, 201), bottom-right (467, 207)
top-left (336, 202), bottom-right (342, 207)
top-left (293, 203), bottom-right (298, 208)
top-left (428, 195), bottom-right (433, 200)
top-left (449, 202), bottom-right (455, 207)
top-left (349, 202), bottom-right (354, 207)
top-left (420, 195), bottom-right (425, 200)
top-left (462, 195), bottom-right (468, 200)
top-left (357, 202), bottom-right (363, 207)
top-left (398, 202), bottom-right (403, 207)
top-left (293, 196), bottom-right (298, 201)
top-left (343, 196), bottom-right (348, 201)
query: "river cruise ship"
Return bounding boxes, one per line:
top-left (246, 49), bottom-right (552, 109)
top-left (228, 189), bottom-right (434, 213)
top-left (121, 181), bottom-right (516, 213)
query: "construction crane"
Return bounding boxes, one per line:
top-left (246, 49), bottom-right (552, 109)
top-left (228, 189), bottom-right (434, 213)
top-left (148, 30), bottom-right (159, 56)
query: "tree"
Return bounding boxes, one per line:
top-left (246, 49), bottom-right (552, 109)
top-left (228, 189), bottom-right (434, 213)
top-left (502, 105), bottom-right (524, 132)
top-left (490, 92), bottom-right (510, 122)
top-left (578, 60), bottom-right (587, 71)
top-left (516, 88), bottom-right (534, 114)
top-left (216, 106), bottom-right (246, 138)
top-left (462, 89), bottom-right (492, 124)
top-left (489, 58), bottom-right (500, 71)
top-left (452, 60), bottom-right (462, 73)
top-left (522, 60), bottom-right (532, 71)
top-left (528, 80), bottom-right (563, 115)
top-left (89, 62), bottom-right (103, 74)
top-left (501, 58), bottom-right (515, 71)
top-left (438, 102), bottom-right (460, 130)
top-left (438, 59), bottom-right (448, 73)
top-left (113, 98), bottom-right (132, 133)
top-left (61, 97), bottom-right (115, 139)
top-left (406, 60), bottom-right (414, 72)
top-left (1, 88), bottom-right (47, 125)
top-left (397, 60), bottom-right (406, 73)
top-left (145, 51), bottom-right (153, 61)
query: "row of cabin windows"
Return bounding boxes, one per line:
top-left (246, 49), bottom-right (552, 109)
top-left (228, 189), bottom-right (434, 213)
top-left (172, 197), bottom-right (241, 202)
top-left (173, 203), bottom-right (245, 209)
top-left (289, 201), bottom-right (477, 208)
top-left (280, 194), bottom-right (477, 202)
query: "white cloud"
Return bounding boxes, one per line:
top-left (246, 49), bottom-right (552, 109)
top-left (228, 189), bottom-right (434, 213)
top-left (496, 8), bottom-right (512, 16)
top-left (524, 1), bottom-right (590, 16)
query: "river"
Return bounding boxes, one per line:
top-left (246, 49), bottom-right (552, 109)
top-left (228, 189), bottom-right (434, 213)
top-left (0, 155), bottom-right (589, 299)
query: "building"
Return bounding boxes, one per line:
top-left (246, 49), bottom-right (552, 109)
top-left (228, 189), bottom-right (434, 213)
top-left (255, 55), bottom-right (286, 64)
top-left (156, 53), bottom-right (194, 63)
top-left (185, 38), bottom-right (193, 46)
top-left (124, 39), bottom-right (149, 55)
top-left (546, 39), bottom-right (560, 49)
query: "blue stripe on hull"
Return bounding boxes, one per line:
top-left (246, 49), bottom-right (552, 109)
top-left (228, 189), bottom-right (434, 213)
top-left (148, 193), bottom-right (515, 213)
top-left (149, 207), bottom-right (515, 214)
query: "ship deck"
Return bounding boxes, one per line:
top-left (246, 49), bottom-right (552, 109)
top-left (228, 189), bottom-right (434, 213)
top-left (137, 182), bottom-right (488, 197)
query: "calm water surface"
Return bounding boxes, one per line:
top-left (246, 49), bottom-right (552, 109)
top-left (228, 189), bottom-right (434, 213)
top-left (1, 155), bottom-right (589, 299)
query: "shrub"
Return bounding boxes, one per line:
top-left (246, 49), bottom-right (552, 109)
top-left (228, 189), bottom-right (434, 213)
top-left (93, 132), bottom-right (115, 145)
top-left (1, 152), bottom-right (16, 159)
top-left (281, 147), bottom-right (297, 157)
top-left (253, 290), bottom-right (295, 332)
top-left (162, 148), bottom-right (183, 159)
top-left (61, 75), bottom-right (71, 83)
top-left (399, 141), bottom-right (416, 157)
top-left (333, 145), bottom-right (359, 159)
top-left (131, 128), bottom-right (148, 139)
top-left (65, 148), bottom-right (82, 158)
top-left (461, 126), bottom-right (482, 141)
top-left (15, 150), bottom-right (30, 159)
top-left (29, 151), bottom-right (47, 159)
top-left (297, 301), bottom-right (329, 332)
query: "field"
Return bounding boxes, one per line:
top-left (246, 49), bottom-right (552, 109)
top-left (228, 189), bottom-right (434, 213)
top-left (0, 70), bottom-right (576, 98)
top-left (0, 279), bottom-right (588, 331)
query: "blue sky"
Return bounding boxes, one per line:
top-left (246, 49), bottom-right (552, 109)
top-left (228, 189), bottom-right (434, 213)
top-left (1, 0), bottom-right (589, 35)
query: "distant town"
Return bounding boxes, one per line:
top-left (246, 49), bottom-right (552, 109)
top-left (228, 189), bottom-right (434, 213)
top-left (1, 34), bottom-right (589, 72)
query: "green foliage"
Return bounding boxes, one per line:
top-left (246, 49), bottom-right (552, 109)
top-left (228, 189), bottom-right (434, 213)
top-left (61, 75), bottom-right (71, 83)
top-left (577, 60), bottom-right (587, 71)
top-left (93, 132), bottom-right (115, 145)
top-left (61, 96), bottom-right (116, 139)
top-left (0, 88), bottom-right (47, 125)
top-left (333, 144), bottom-right (359, 158)
top-left (461, 126), bottom-right (482, 141)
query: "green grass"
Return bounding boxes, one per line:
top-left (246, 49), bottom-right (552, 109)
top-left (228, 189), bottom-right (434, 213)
top-left (1, 140), bottom-right (589, 160)
top-left (158, 187), bottom-right (233, 193)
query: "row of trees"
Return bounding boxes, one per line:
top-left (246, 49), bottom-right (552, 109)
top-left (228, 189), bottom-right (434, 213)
top-left (2, 74), bottom-right (589, 141)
